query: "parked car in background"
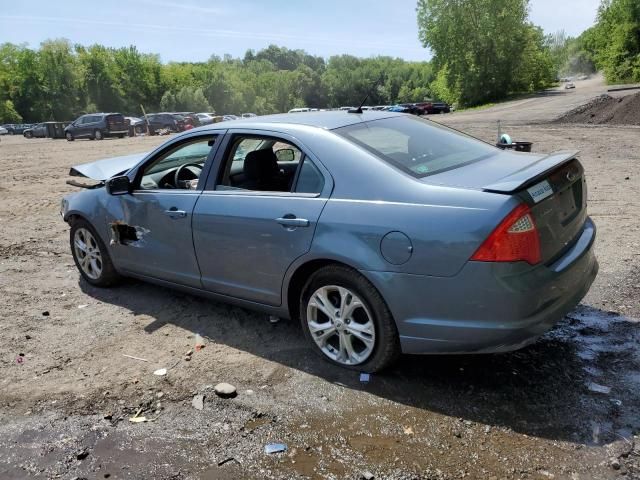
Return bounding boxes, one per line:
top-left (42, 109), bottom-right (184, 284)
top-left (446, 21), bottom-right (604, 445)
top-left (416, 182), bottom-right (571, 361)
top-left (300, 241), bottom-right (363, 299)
top-left (65, 113), bottom-right (128, 141)
top-left (0, 125), bottom-right (8, 135)
top-left (241, 113), bottom-right (257, 118)
top-left (125, 116), bottom-right (144, 135)
top-left (23, 123), bottom-right (48, 138)
top-left (222, 115), bottom-right (239, 121)
top-left (288, 108), bottom-right (311, 113)
top-left (125, 116), bottom-right (143, 127)
top-left (565, 82), bottom-right (576, 89)
top-left (388, 104), bottom-right (418, 114)
top-left (175, 112), bottom-right (202, 129)
top-left (61, 111), bottom-right (598, 372)
top-left (4, 123), bottom-right (33, 135)
top-left (140, 113), bottom-right (186, 135)
top-left (415, 100), bottom-right (451, 114)
top-left (196, 113), bottom-right (216, 125)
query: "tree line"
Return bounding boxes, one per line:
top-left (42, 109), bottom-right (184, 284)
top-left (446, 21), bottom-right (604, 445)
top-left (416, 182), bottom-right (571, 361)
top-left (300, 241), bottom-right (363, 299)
top-left (0, 42), bottom-right (433, 123)
top-left (1, 0), bottom-right (638, 123)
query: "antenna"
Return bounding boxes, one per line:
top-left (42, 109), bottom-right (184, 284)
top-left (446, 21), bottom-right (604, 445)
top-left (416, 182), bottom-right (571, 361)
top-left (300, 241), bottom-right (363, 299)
top-left (348, 74), bottom-right (384, 114)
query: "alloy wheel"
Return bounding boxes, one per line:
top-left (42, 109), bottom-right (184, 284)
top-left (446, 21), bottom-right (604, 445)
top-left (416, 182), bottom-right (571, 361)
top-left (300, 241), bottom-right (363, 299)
top-left (306, 285), bottom-right (376, 365)
top-left (73, 227), bottom-right (103, 280)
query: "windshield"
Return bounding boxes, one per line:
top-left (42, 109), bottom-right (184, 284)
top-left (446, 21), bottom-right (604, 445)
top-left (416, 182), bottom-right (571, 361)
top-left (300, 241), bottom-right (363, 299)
top-left (335, 116), bottom-right (497, 178)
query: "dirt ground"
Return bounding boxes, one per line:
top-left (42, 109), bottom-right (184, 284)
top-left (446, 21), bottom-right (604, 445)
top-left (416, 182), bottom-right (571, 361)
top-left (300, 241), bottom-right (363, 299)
top-left (1, 76), bottom-right (639, 480)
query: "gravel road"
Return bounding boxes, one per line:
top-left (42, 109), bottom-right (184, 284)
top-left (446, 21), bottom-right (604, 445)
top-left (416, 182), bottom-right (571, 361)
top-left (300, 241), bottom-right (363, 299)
top-left (1, 77), bottom-right (639, 479)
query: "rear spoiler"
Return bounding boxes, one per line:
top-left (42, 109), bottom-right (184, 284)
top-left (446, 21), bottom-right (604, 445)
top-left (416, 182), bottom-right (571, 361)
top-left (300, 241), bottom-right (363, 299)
top-left (483, 150), bottom-right (579, 194)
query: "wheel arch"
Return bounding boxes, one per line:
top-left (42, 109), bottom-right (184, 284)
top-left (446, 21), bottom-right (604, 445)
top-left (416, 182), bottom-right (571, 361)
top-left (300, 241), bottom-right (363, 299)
top-left (64, 211), bottom-right (90, 225)
top-left (284, 257), bottom-right (375, 321)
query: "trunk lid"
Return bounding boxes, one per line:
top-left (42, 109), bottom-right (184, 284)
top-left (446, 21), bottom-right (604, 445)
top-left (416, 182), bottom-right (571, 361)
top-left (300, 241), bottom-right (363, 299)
top-left (422, 149), bottom-right (587, 263)
top-left (524, 158), bottom-right (588, 263)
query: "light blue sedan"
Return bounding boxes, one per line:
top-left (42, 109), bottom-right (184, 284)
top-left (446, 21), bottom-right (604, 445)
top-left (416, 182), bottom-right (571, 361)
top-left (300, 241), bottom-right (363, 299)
top-left (61, 111), bottom-right (598, 371)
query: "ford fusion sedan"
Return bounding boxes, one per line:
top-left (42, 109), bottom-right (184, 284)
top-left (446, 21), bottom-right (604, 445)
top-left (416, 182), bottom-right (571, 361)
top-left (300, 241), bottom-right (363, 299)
top-left (61, 111), bottom-right (598, 371)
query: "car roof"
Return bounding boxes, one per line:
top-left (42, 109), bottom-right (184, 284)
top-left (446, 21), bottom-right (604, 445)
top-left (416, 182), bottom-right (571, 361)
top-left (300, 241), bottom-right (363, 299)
top-left (196, 110), bottom-right (405, 132)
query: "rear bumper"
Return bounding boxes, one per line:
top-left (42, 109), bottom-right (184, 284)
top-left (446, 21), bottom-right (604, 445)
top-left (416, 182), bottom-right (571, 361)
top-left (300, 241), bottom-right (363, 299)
top-left (363, 217), bottom-right (598, 354)
top-left (105, 129), bottom-right (128, 136)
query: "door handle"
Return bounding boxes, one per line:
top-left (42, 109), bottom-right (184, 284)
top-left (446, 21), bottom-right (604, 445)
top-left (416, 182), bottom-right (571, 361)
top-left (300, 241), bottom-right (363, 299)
top-left (276, 216), bottom-right (310, 228)
top-left (164, 208), bottom-right (187, 219)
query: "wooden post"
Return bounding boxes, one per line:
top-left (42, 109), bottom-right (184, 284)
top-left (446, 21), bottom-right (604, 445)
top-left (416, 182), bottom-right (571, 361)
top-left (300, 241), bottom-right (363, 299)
top-left (140, 104), bottom-right (150, 135)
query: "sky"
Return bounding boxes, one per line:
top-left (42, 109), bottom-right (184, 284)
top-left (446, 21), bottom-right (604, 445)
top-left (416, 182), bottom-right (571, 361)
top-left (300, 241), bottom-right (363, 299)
top-left (0, 0), bottom-right (601, 63)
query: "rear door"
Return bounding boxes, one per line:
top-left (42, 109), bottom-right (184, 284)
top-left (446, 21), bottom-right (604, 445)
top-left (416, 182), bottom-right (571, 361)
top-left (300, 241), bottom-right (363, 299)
top-left (192, 130), bottom-right (332, 306)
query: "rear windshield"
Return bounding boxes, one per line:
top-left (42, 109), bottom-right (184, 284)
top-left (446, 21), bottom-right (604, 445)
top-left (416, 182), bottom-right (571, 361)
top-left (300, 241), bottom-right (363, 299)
top-left (335, 116), bottom-right (496, 178)
top-left (106, 114), bottom-right (124, 122)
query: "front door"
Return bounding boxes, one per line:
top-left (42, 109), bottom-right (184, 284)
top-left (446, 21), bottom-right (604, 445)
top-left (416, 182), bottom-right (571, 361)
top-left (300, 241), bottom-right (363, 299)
top-left (75, 116), bottom-right (89, 138)
top-left (111, 134), bottom-right (220, 287)
top-left (193, 132), bottom-right (331, 306)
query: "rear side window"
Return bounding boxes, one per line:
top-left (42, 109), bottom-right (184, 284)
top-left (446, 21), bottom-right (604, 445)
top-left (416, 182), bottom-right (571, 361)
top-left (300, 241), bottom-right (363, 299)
top-left (335, 116), bottom-right (496, 178)
top-left (295, 158), bottom-right (324, 194)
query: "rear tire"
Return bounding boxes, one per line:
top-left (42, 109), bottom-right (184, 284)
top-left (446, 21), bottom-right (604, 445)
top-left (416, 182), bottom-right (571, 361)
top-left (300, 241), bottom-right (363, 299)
top-left (70, 218), bottom-right (121, 287)
top-left (300, 265), bottom-right (400, 372)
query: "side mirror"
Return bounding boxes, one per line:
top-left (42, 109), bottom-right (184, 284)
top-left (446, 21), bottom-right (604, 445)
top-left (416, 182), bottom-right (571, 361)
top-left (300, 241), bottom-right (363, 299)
top-left (106, 175), bottom-right (131, 195)
top-left (275, 148), bottom-right (295, 162)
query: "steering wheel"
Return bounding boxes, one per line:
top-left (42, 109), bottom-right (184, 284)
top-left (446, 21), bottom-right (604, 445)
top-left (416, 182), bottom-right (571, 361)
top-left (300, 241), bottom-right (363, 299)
top-left (174, 163), bottom-right (203, 189)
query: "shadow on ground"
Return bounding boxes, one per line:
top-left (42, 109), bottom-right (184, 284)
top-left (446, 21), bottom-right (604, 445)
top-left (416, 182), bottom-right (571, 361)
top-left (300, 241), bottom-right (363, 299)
top-left (81, 277), bottom-right (639, 446)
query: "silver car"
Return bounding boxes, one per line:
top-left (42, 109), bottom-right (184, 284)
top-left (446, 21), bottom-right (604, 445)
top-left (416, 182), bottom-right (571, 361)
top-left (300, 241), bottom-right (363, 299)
top-left (61, 112), bottom-right (598, 371)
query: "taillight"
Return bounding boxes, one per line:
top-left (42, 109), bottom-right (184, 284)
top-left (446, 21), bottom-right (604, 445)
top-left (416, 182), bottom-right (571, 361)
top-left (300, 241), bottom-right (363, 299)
top-left (471, 203), bottom-right (541, 265)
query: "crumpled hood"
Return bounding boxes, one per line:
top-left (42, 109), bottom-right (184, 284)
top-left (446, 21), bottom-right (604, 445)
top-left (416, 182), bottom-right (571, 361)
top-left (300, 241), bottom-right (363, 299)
top-left (69, 152), bottom-right (148, 180)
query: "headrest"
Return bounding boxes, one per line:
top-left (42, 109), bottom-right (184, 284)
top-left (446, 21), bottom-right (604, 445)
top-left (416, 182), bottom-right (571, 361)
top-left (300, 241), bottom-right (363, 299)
top-left (244, 149), bottom-right (279, 180)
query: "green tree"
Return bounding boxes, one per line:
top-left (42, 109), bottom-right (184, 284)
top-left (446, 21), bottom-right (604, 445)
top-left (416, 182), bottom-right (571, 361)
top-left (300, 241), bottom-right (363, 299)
top-left (160, 90), bottom-right (176, 111)
top-left (417, 0), bottom-right (555, 106)
top-left (590, 0), bottom-right (640, 82)
top-left (174, 86), bottom-right (212, 112)
top-left (37, 39), bottom-right (83, 120)
top-left (0, 99), bottom-right (22, 123)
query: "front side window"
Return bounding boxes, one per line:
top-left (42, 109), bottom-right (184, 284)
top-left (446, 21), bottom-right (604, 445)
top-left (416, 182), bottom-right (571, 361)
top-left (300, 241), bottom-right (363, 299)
top-left (335, 116), bottom-right (496, 178)
top-left (138, 137), bottom-right (216, 190)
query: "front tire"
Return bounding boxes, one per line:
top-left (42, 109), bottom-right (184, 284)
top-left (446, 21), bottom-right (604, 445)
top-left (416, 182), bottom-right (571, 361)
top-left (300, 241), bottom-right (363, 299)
top-left (300, 265), bottom-right (400, 372)
top-left (94, 129), bottom-right (103, 140)
top-left (70, 219), bottom-right (121, 287)
top-left (66, 132), bottom-right (74, 141)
